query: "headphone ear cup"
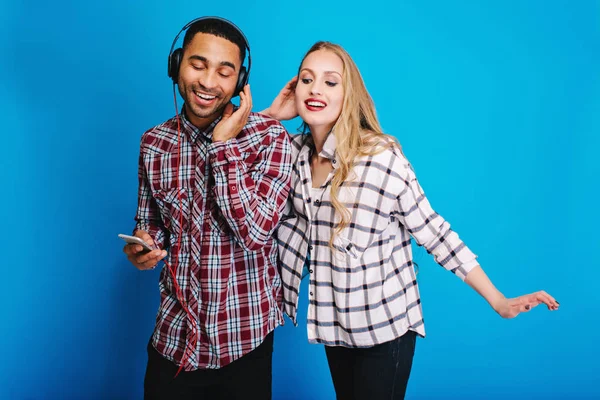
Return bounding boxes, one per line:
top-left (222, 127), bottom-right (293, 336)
top-left (234, 66), bottom-right (248, 96)
top-left (168, 48), bottom-right (183, 84)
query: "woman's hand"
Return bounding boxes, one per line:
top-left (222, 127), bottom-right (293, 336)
top-left (464, 266), bottom-right (560, 318)
top-left (493, 291), bottom-right (559, 319)
top-left (260, 76), bottom-right (298, 121)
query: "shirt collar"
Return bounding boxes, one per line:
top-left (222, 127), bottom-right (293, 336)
top-left (180, 105), bottom-right (223, 143)
top-left (299, 131), bottom-right (339, 170)
top-left (320, 132), bottom-right (337, 161)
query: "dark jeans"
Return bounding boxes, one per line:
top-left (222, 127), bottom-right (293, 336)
top-left (144, 331), bottom-right (274, 400)
top-left (325, 330), bottom-right (417, 400)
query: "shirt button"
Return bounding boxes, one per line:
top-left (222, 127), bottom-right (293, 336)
top-left (309, 292), bottom-right (313, 296)
top-left (314, 199), bottom-right (320, 205)
top-left (309, 269), bottom-right (313, 273)
top-left (309, 245), bottom-right (313, 251)
top-left (332, 159), bottom-right (336, 164)
top-left (230, 185), bottom-right (237, 192)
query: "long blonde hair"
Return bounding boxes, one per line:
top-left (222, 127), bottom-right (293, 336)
top-left (297, 41), bottom-right (402, 244)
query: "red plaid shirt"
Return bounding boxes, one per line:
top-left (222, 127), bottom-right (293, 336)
top-left (135, 109), bottom-right (292, 370)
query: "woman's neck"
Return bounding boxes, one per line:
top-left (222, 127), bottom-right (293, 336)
top-left (309, 124), bottom-right (332, 155)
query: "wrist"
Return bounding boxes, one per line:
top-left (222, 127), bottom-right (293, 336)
top-left (489, 293), bottom-right (507, 313)
top-left (259, 107), bottom-right (272, 118)
top-left (212, 133), bottom-right (233, 143)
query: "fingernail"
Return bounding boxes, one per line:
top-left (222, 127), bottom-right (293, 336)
top-left (525, 305), bottom-right (530, 310)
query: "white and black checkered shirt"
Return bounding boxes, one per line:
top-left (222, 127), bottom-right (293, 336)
top-left (276, 133), bottom-right (479, 347)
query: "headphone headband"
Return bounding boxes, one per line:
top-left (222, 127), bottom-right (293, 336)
top-left (168, 16), bottom-right (251, 60)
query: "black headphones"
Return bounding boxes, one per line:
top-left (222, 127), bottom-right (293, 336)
top-left (167, 16), bottom-right (252, 97)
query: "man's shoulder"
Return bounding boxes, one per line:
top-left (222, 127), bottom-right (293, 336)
top-left (285, 133), bottom-right (308, 158)
top-left (140, 116), bottom-right (179, 153)
top-left (242, 112), bottom-right (289, 140)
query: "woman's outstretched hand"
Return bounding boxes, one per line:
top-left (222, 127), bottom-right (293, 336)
top-left (464, 266), bottom-right (560, 318)
top-left (493, 291), bottom-right (559, 319)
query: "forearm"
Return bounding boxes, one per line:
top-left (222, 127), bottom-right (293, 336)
top-left (209, 135), bottom-right (292, 251)
top-left (258, 108), bottom-right (272, 118)
top-left (464, 265), bottom-right (506, 311)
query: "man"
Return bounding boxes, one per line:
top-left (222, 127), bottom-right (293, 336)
top-left (123, 17), bottom-right (292, 399)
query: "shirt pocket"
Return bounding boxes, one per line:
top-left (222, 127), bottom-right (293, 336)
top-left (332, 227), bottom-right (394, 265)
top-left (151, 187), bottom-right (191, 236)
top-left (333, 234), bottom-right (360, 259)
top-left (144, 150), bottom-right (194, 236)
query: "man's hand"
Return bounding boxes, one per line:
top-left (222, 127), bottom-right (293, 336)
top-left (213, 84), bottom-right (253, 143)
top-left (123, 230), bottom-right (167, 271)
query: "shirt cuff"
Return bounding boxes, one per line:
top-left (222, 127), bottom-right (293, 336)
top-left (455, 259), bottom-right (480, 281)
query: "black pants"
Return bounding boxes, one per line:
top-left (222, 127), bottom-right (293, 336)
top-left (144, 331), bottom-right (274, 400)
top-left (325, 330), bottom-right (417, 400)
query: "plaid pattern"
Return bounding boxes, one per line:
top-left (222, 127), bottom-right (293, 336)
top-left (276, 133), bottom-right (478, 347)
top-left (135, 110), bottom-right (292, 370)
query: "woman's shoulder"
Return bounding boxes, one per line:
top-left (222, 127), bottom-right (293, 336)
top-left (287, 133), bottom-right (311, 158)
top-left (353, 135), bottom-right (412, 187)
top-left (364, 135), bottom-right (408, 164)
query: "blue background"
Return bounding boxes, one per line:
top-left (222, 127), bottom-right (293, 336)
top-left (2, 0), bottom-right (598, 399)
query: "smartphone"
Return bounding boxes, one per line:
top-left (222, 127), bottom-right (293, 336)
top-left (118, 234), bottom-right (153, 252)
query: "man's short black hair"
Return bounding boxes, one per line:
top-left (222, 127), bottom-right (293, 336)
top-left (182, 18), bottom-right (247, 64)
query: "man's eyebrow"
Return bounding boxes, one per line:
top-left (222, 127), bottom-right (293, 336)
top-left (219, 61), bottom-right (236, 70)
top-left (189, 55), bottom-right (237, 71)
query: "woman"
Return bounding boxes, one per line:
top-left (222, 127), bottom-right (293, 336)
top-left (262, 41), bottom-right (559, 400)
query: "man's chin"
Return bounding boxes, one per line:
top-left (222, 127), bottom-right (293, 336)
top-left (188, 105), bottom-right (220, 119)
